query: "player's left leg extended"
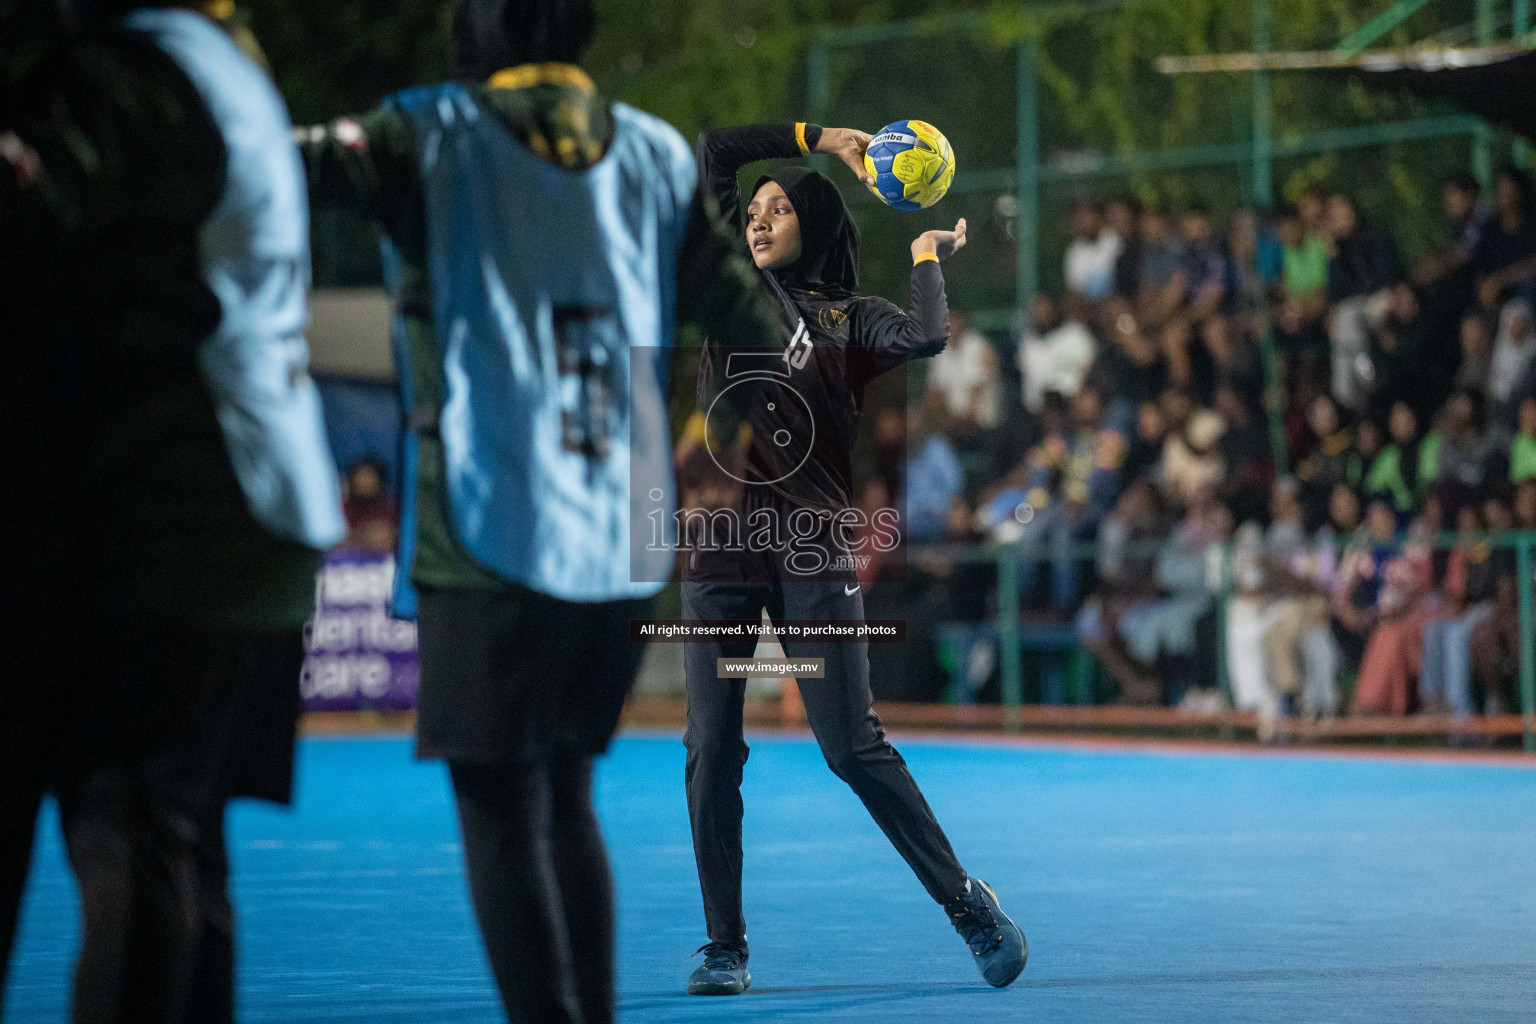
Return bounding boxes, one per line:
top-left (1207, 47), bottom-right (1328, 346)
top-left (780, 580), bottom-right (1027, 988)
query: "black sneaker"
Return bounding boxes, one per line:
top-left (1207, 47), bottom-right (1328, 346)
top-left (945, 879), bottom-right (1027, 987)
top-left (686, 941), bottom-right (751, 996)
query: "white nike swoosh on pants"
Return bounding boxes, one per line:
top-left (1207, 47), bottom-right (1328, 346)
top-left (844, 584), bottom-right (858, 596)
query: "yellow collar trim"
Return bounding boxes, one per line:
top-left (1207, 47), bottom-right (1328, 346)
top-left (197, 0), bottom-right (236, 19)
top-left (487, 63), bottom-right (595, 95)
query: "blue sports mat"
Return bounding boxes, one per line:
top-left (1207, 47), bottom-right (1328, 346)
top-left (8, 734), bottom-right (1536, 1022)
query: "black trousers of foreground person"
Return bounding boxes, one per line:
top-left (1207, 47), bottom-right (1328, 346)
top-left (416, 585), bottom-right (652, 1024)
top-left (57, 624), bottom-right (303, 1024)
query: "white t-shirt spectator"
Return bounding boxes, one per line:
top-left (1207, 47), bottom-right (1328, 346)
top-left (1016, 318), bottom-right (1097, 413)
top-left (927, 328), bottom-right (1002, 430)
top-left (1064, 228), bottom-right (1123, 302)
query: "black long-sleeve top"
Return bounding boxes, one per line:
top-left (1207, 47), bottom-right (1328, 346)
top-left (695, 123), bottom-right (950, 513)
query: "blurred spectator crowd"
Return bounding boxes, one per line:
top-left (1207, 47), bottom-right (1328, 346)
top-left (880, 169), bottom-right (1536, 730)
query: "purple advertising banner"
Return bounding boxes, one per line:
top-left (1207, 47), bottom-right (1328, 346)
top-left (301, 549), bottom-right (419, 711)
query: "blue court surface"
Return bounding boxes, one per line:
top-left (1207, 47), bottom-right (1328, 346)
top-left (8, 733), bottom-right (1536, 1023)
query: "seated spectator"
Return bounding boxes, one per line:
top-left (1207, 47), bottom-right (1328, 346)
top-left (1344, 417), bottom-right (1379, 493)
top-left (1132, 491), bottom-right (1228, 705)
top-left (1106, 195), bottom-right (1142, 301)
top-left (1414, 172), bottom-right (1490, 286)
top-left (1215, 384), bottom-right (1273, 525)
top-left (341, 456), bottom-right (399, 552)
top-left (1227, 480), bottom-right (1342, 736)
top-left (1445, 171), bottom-right (1492, 266)
top-left (1087, 489), bottom-right (1229, 706)
top-left (1472, 167), bottom-right (1536, 309)
top-left (1297, 181), bottom-right (1329, 238)
top-left (1351, 498), bottom-right (1431, 716)
top-left (1328, 483), bottom-right (1374, 670)
top-left (1180, 205), bottom-right (1232, 314)
top-left (1469, 490), bottom-right (1525, 714)
top-left (1295, 393), bottom-right (1354, 527)
top-left (1276, 203), bottom-right (1328, 346)
top-left (1326, 193), bottom-right (1404, 412)
top-left (1123, 399), bottom-right (1168, 483)
top-left (1076, 477), bottom-right (1166, 705)
top-left (1227, 521), bottom-right (1284, 733)
top-left (1016, 291), bottom-right (1096, 415)
top-left (1358, 407), bottom-right (1417, 515)
top-left (1434, 388), bottom-right (1491, 520)
top-left (1084, 310), bottom-right (1167, 432)
top-left (975, 460), bottom-right (1031, 543)
top-left (1328, 482), bottom-right (1362, 541)
top-left (1488, 298), bottom-right (1536, 442)
top-left (1064, 198), bottom-right (1122, 304)
top-left (1419, 504), bottom-right (1504, 717)
top-left (1014, 387), bottom-right (1125, 611)
top-left (853, 477), bottom-right (899, 586)
top-left (904, 399), bottom-right (963, 543)
top-left (1227, 208), bottom-right (1281, 327)
top-left (1366, 282), bottom-right (1425, 417)
top-left (1511, 395), bottom-right (1536, 484)
top-left (1160, 407), bottom-right (1226, 509)
top-left (871, 405), bottom-right (906, 503)
top-left (1263, 479), bottom-right (1342, 719)
top-left (926, 309), bottom-right (1002, 437)
top-left (1453, 311), bottom-right (1494, 400)
top-left (1158, 204), bottom-right (1231, 392)
top-left (1158, 385), bottom-right (1194, 441)
top-left (1135, 206), bottom-right (1188, 332)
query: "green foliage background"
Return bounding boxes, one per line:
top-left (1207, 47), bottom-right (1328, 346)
top-left (256, 0), bottom-right (1508, 308)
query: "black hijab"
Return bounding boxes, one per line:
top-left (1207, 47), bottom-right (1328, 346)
top-left (449, 0), bottom-right (595, 81)
top-left (753, 166), bottom-right (859, 298)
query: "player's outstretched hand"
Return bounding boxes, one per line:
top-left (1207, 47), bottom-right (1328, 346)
top-left (814, 127), bottom-right (874, 187)
top-left (912, 218), bottom-right (967, 263)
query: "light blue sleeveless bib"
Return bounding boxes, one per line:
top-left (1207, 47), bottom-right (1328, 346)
top-left (128, 9), bottom-right (345, 551)
top-left (386, 82), bottom-right (694, 604)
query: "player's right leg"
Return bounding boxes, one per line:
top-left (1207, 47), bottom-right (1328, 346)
top-left (781, 579), bottom-right (1027, 988)
top-left (450, 758), bottom-right (585, 1023)
top-left (680, 579), bottom-right (768, 995)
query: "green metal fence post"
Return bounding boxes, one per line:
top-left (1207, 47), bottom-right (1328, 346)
top-left (1474, 0), bottom-right (1496, 188)
top-left (1518, 0), bottom-right (1531, 169)
top-left (808, 42), bottom-right (831, 175)
top-left (1251, 0), bottom-right (1273, 209)
top-left (1016, 37), bottom-right (1039, 313)
top-left (1215, 541), bottom-right (1233, 707)
top-left (1249, 0), bottom-right (1287, 474)
top-left (1517, 533), bottom-right (1535, 753)
top-left (1335, 0), bottom-right (1442, 58)
top-left (997, 545), bottom-right (1022, 732)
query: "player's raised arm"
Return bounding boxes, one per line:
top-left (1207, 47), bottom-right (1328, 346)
top-left (854, 217), bottom-right (968, 380)
top-left (696, 123), bottom-right (871, 233)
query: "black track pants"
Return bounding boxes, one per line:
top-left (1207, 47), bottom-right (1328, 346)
top-left (681, 579), bottom-right (969, 947)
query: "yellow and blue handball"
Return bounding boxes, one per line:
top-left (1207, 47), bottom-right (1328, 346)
top-left (863, 119), bottom-right (956, 211)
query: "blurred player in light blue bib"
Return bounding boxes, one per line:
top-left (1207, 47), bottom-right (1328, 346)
top-left (298, 2), bottom-right (778, 1020)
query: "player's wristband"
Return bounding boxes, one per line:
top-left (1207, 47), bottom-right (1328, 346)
top-left (913, 252), bottom-right (940, 266)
